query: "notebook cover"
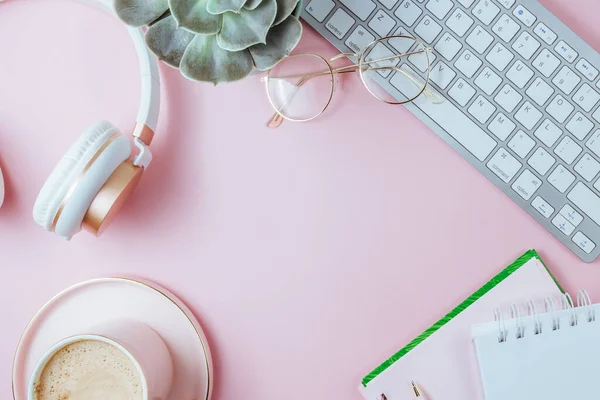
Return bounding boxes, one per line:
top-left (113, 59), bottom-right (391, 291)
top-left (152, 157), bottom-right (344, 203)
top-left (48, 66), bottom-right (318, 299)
top-left (360, 249), bottom-right (564, 395)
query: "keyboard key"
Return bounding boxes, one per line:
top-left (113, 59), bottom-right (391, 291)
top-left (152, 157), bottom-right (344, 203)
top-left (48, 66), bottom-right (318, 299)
top-left (552, 66), bottom-right (581, 95)
top-left (532, 49), bottom-right (561, 78)
top-left (369, 9), bottom-right (396, 37)
top-left (488, 112), bottom-right (516, 140)
top-left (391, 65), bottom-right (497, 161)
top-left (548, 165), bottom-right (575, 193)
top-left (492, 14), bottom-right (520, 42)
top-left (532, 196), bottom-right (554, 218)
top-left (494, 84), bottom-right (522, 113)
top-left (567, 112), bottom-right (594, 140)
top-left (576, 58), bottom-right (599, 81)
top-left (472, 0), bottom-right (500, 25)
top-left (434, 32), bottom-right (462, 61)
top-left (468, 95), bottom-right (496, 123)
top-left (306, 0), bottom-right (335, 22)
top-left (326, 9), bottom-right (355, 38)
top-left (379, 0), bottom-right (401, 9)
top-left (508, 130), bottom-right (535, 158)
top-left (593, 107), bottom-right (600, 124)
top-left (345, 25), bottom-right (375, 53)
top-left (552, 214), bottom-right (575, 236)
top-left (466, 25), bottom-right (494, 54)
top-left (454, 50), bottom-right (482, 78)
top-left (555, 40), bottom-right (578, 63)
top-left (526, 77), bottom-right (554, 106)
top-left (475, 67), bottom-right (502, 95)
top-left (512, 169), bottom-right (542, 200)
top-left (534, 118), bottom-right (562, 147)
top-left (486, 43), bottom-right (514, 72)
top-left (512, 32), bottom-right (540, 60)
top-left (487, 147), bottom-right (522, 183)
top-left (389, 28), bottom-right (416, 53)
top-left (449, 78), bottom-right (477, 106)
top-left (546, 95), bottom-right (574, 124)
top-left (414, 15), bottom-right (442, 44)
top-left (430, 61), bottom-right (457, 89)
top-left (339, 0), bottom-right (376, 20)
top-left (515, 101), bottom-right (542, 130)
top-left (533, 22), bottom-right (557, 45)
top-left (554, 136), bottom-right (582, 164)
top-left (573, 84), bottom-right (600, 112)
top-left (573, 231), bottom-right (596, 254)
top-left (426, 0), bottom-right (454, 20)
top-left (497, 0), bottom-right (515, 8)
top-left (560, 204), bottom-right (584, 227)
top-left (568, 182), bottom-right (600, 227)
top-left (575, 153), bottom-right (600, 181)
top-left (457, 0), bottom-right (475, 7)
top-left (513, 4), bottom-right (535, 27)
top-left (366, 43), bottom-right (400, 78)
top-left (506, 60), bottom-right (534, 89)
top-left (528, 147), bottom-right (556, 175)
top-left (586, 130), bottom-right (600, 158)
top-left (446, 9), bottom-right (474, 37)
top-left (395, 0), bottom-right (422, 26)
top-left (408, 49), bottom-right (436, 72)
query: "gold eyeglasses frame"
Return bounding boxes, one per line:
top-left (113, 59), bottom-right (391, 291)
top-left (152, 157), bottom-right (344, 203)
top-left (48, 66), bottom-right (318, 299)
top-left (263, 35), bottom-right (437, 128)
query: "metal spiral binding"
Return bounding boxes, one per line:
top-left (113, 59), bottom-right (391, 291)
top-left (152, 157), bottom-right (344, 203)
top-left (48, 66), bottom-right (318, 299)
top-left (527, 300), bottom-right (542, 335)
top-left (494, 308), bottom-right (508, 342)
top-left (544, 297), bottom-right (559, 330)
top-left (510, 303), bottom-right (525, 339)
top-left (561, 292), bottom-right (577, 326)
top-left (495, 290), bottom-right (595, 343)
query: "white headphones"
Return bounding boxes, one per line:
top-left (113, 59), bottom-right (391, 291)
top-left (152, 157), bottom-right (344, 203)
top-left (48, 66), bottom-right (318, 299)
top-left (1, 0), bottom-right (161, 239)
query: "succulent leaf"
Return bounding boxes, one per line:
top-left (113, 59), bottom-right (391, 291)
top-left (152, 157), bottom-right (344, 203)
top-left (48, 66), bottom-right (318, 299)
top-left (273, 0), bottom-right (299, 25)
top-left (249, 15), bottom-right (302, 71)
top-left (114, 0), bottom-right (169, 27)
top-left (145, 15), bottom-right (195, 68)
top-left (169, 0), bottom-right (222, 34)
top-left (216, 0), bottom-right (276, 51)
top-left (181, 34), bottom-right (254, 83)
top-left (243, 0), bottom-right (263, 10)
top-left (206, 0), bottom-right (247, 14)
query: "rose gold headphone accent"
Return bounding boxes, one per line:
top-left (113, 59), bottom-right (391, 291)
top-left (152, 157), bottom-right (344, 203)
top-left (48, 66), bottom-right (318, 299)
top-left (82, 160), bottom-right (143, 236)
top-left (50, 132), bottom-right (121, 233)
top-left (132, 122), bottom-right (155, 146)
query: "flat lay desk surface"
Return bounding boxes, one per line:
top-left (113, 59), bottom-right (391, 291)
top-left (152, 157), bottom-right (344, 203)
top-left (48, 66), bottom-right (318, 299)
top-left (2, 1), bottom-right (600, 399)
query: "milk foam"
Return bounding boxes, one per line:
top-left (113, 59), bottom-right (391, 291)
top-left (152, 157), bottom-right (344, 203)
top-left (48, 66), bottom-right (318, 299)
top-left (34, 339), bottom-right (143, 400)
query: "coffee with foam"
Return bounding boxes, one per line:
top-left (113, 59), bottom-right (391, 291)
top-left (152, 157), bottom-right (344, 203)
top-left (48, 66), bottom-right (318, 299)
top-left (34, 339), bottom-right (143, 400)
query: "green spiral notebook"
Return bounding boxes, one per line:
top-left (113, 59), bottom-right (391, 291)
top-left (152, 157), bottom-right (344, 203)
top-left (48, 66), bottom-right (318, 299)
top-left (359, 250), bottom-right (564, 400)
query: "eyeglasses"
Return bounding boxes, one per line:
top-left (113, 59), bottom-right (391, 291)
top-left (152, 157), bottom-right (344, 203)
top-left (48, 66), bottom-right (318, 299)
top-left (262, 35), bottom-right (444, 128)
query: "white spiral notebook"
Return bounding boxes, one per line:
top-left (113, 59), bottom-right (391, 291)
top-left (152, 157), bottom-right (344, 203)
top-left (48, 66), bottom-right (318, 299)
top-left (472, 290), bottom-right (599, 400)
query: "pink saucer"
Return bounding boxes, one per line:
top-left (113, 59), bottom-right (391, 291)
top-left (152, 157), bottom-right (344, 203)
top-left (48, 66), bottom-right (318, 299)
top-left (12, 278), bottom-right (213, 400)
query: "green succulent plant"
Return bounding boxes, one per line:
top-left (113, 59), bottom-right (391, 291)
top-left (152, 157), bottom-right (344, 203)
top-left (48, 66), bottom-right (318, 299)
top-left (115, 0), bottom-right (303, 84)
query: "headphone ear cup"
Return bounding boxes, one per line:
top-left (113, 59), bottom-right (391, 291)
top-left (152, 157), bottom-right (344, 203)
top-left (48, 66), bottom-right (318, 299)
top-left (33, 121), bottom-right (129, 237)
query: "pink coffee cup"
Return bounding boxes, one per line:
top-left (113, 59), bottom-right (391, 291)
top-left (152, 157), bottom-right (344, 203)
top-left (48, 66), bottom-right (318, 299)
top-left (27, 319), bottom-right (173, 400)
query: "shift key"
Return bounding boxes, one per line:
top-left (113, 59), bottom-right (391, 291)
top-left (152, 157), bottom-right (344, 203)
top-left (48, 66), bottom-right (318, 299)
top-left (568, 182), bottom-right (600, 226)
top-left (339, 0), bottom-right (376, 20)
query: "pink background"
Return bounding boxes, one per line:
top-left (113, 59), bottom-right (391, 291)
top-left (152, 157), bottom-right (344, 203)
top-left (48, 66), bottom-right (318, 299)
top-left (1, 1), bottom-right (600, 399)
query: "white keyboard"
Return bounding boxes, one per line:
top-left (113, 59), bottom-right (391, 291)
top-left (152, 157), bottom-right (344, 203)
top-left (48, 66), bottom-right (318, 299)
top-left (303, 0), bottom-right (600, 262)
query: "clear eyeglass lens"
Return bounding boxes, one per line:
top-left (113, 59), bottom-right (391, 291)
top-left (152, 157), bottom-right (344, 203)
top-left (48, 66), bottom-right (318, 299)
top-left (359, 37), bottom-right (429, 104)
top-left (266, 54), bottom-right (334, 122)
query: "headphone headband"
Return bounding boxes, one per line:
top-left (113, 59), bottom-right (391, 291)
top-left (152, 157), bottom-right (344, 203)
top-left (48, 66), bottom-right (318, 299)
top-left (83, 0), bottom-right (161, 134)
